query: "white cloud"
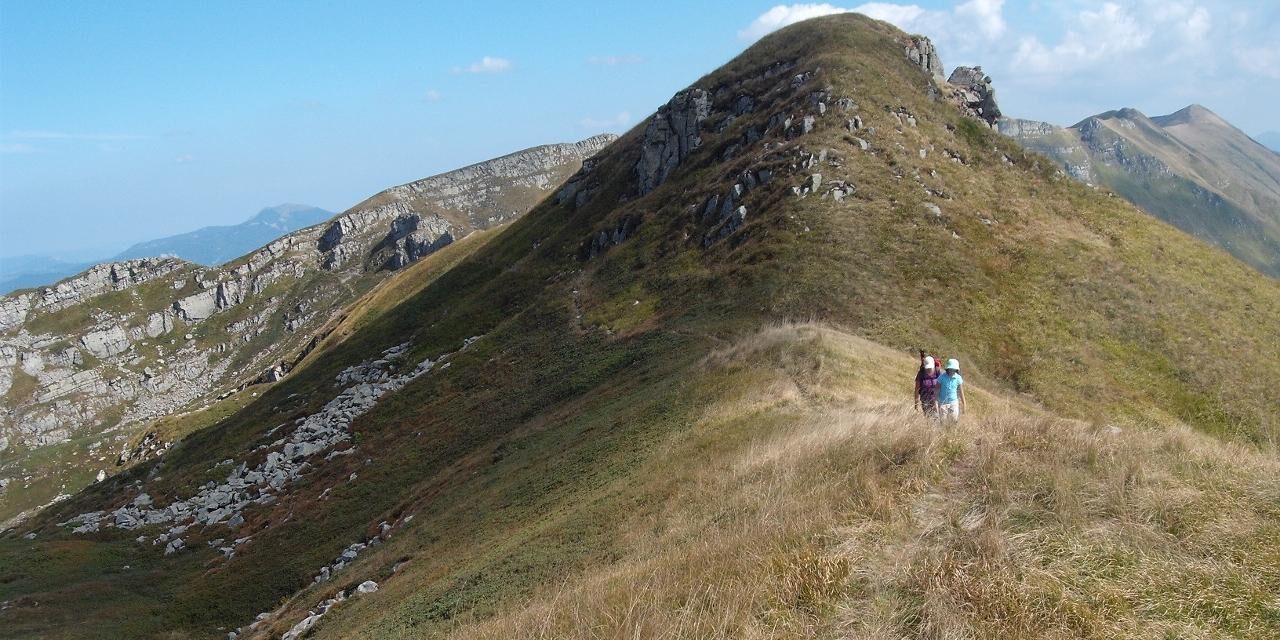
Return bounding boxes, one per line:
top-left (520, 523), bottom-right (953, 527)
top-left (588, 54), bottom-right (644, 66)
top-left (852, 2), bottom-right (929, 29)
top-left (579, 111), bottom-right (633, 131)
top-left (738, 3), bottom-right (851, 41)
top-left (737, 2), bottom-right (1001, 43)
top-left (1142, 0), bottom-right (1212, 49)
top-left (1013, 3), bottom-right (1151, 74)
top-left (955, 0), bottom-right (1005, 39)
top-left (1183, 7), bottom-right (1211, 42)
top-left (452, 56), bottom-right (512, 74)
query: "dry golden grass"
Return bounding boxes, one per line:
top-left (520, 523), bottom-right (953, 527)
top-left (436, 324), bottom-right (1280, 639)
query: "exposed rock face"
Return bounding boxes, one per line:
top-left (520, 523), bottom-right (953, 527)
top-left (997, 118), bottom-right (1058, 138)
top-left (320, 135), bottom-right (615, 271)
top-left (1075, 115), bottom-right (1173, 178)
top-left (0, 137), bottom-right (613, 523)
top-left (635, 89), bottom-right (712, 194)
top-left (81, 325), bottom-right (130, 358)
top-left (946, 66), bottom-right (1001, 127)
top-left (905, 36), bottom-right (945, 83)
top-left (382, 214), bottom-right (454, 270)
top-left (0, 296), bottom-right (32, 333)
top-left (0, 258), bottom-right (184, 332)
top-left (174, 289), bottom-right (219, 322)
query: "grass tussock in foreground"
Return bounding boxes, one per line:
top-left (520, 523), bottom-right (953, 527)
top-left (424, 324), bottom-right (1280, 640)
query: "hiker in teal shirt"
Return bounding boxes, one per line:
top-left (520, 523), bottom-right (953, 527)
top-left (936, 358), bottom-right (965, 422)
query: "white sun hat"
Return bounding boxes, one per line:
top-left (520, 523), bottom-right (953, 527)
top-left (945, 358), bottom-right (960, 371)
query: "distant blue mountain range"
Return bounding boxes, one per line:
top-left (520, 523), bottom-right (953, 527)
top-left (1, 204), bottom-right (333, 294)
top-left (113, 203), bottom-right (332, 264)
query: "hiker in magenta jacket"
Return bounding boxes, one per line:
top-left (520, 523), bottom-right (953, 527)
top-left (914, 351), bottom-right (940, 416)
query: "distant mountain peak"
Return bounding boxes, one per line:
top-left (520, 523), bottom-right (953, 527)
top-left (248, 204), bottom-right (333, 230)
top-left (113, 204), bottom-right (334, 265)
top-left (1151, 103), bottom-right (1227, 128)
top-left (1077, 107), bottom-right (1147, 128)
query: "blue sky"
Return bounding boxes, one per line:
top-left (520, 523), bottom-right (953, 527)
top-left (2, 1), bottom-right (1277, 259)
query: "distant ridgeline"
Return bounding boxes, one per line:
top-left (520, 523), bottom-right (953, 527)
top-left (999, 105), bottom-right (1280, 277)
top-left (113, 204), bottom-right (336, 266)
top-left (0, 205), bottom-right (334, 296)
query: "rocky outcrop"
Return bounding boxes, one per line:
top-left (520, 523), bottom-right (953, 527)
top-left (905, 36), bottom-right (945, 83)
top-left (173, 288), bottom-right (218, 322)
top-left (582, 215), bottom-right (641, 259)
top-left (382, 214), bottom-right (455, 270)
top-left (320, 135), bottom-right (615, 270)
top-left (80, 325), bottom-right (130, 358)
top-left (902, 35), bottom-right (1004, 129)
top-left (0, 296), bottom-right (32, 333)
top-left (947, 66), bottom-right (1001, 127)
top-left (635, 89), bottom-right (712, 194)
top-left (0, 259), bottom-right (185, 332)
top-left (555, 156), bottom-right (607, 211)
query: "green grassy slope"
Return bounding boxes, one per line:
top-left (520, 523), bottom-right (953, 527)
top-left (2, 13), bottom-right (1278, 639)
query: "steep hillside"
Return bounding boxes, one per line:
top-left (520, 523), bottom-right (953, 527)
top-left (0, 135), bottom-right (614, 525)
top-left (2, 14), bottom-right (1278, 639)
top-left (114, 204), bottom-right (335, 266)
top-left (999, 105), bottom-right (1280, 276)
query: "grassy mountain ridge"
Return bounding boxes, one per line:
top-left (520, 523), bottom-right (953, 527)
top-left (1000, 104), bottom-right (1280, 277)
top-left (3, 13), bottom-right (1278, 639)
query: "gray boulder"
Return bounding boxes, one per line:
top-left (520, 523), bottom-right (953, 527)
top-left (947, 66), bottom-right (1001, 126)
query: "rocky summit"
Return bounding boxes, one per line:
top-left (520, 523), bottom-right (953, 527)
top-left (0, 135), bottom-right (613, 526)
top-left (2, 13), bottom-right (1279, 640)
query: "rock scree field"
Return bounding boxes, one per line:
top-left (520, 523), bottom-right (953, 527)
top-left (2, 13), bottom-right (1279, 640)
